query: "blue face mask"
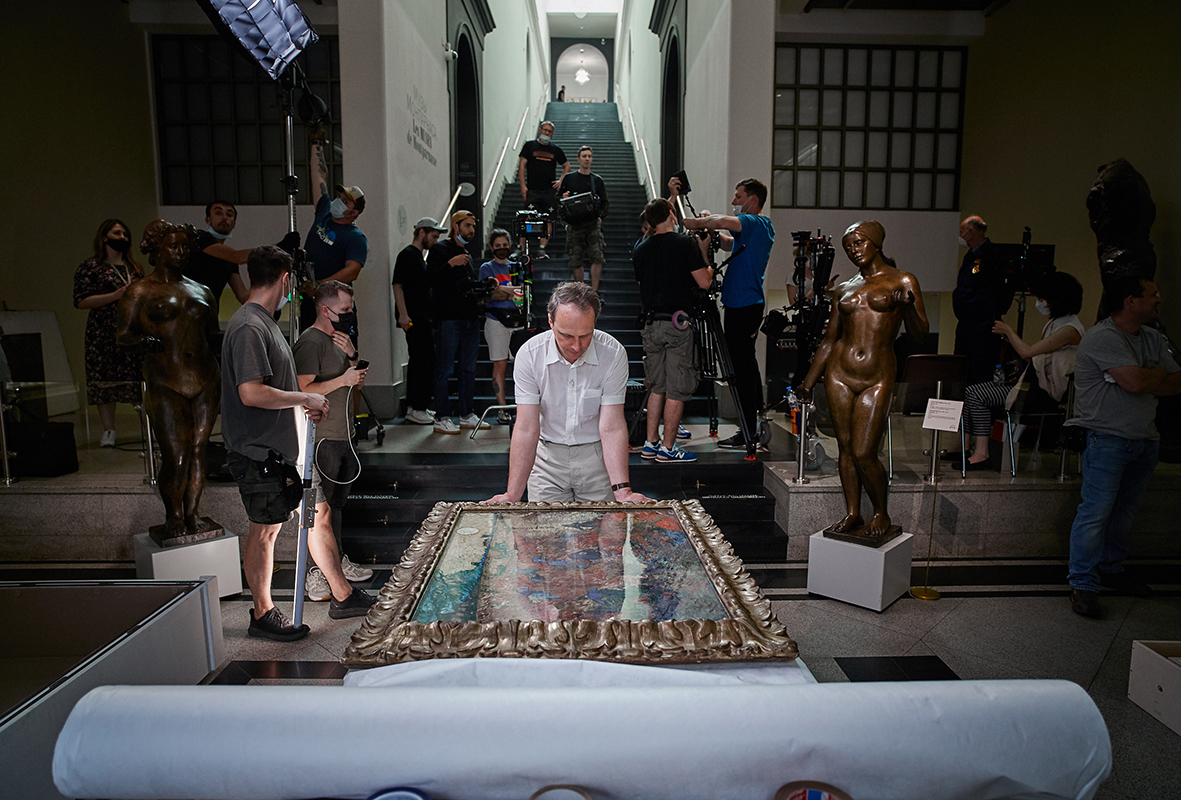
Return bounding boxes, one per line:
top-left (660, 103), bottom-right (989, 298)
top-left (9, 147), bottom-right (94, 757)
top-left (329, 198), bottom-right (349, 218)
top-left (455, 234), bottom-right (468, 246)
top-left (207, 227), bottom-right (231, 240)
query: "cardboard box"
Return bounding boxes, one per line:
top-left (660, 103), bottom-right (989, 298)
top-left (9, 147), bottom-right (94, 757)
top-left (1128, 640), bottom-right (1181, 736)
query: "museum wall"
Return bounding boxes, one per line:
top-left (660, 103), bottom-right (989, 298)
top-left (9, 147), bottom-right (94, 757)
top-left (482, 0), bottom-right (551, 238)
top-left (683, 0), bottom-right (732, 217)
top-left (960, 0), bottom-right (1181, 337)
top-left (1, 1), bottom-right (159, 394)
top-left (615, 0), bottom-right (665, 200)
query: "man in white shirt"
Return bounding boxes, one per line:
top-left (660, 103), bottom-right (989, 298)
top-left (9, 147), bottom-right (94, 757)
top-left (487, 282), bottom-right (648, 503)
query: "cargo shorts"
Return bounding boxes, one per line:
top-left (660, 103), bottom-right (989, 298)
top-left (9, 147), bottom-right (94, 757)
top-left (642, 320), bottom-right (699, 402)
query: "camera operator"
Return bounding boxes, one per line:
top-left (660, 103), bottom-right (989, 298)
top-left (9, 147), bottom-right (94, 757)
top-left (427, 211), bottom-right (493, 434)
top-left (301, 124), bottom-right (368, 332)
top-left (557, 145), bottom-right (608, 290)
top-left (634, 198), bottom-right (713, 463)
top-left (518, 120), bottom-right (569, 258)
top-left (671, 177), bottom-right (775, 450)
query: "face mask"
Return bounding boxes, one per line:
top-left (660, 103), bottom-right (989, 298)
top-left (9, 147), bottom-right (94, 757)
top-left (732, 206), bottom-right (742, 216)
top-left (329, 198), bottom-right (349, 218)
top-left (106, 237), bottom-right (131, 254)
top-left (207, 226), bottom-right (231, 240)
top-left (455, 234), bottom-right (469, 246)
top-left (277, 292), bottom-right (289, 311)
top-left (537, 134), bottom-right (552, 145)
top-left (1035, 299), bottom-right (1051, 317)
top-left (493, 247), bottom-right (512, 260)
top-left (331, 310), bottom-right (357, 334)
top-left (957, 236), bottom-right (968, 248)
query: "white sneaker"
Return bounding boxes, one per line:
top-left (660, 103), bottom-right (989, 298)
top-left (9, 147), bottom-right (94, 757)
top-left (459, 413), bottom-right (491, 430)
top-left (406, 408), bottom-right (433, 425)
top-left (100, 429), bottom-right (116, 447)
top-left (304, 567), bottom-right (331, 601)
top-left (433, 417), bottom-right (460, 434)
top-left (341, 555), bottom-right (373, 582)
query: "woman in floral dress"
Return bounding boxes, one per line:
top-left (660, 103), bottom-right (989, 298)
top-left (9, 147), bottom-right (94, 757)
top-left (73, 219), bottom-right (144, 446)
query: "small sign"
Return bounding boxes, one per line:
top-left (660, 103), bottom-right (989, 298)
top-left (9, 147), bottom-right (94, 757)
top-left (922, 399), bottom-right (964, 432)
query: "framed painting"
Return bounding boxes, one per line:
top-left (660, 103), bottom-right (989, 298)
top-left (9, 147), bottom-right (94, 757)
top-left (343, 500), bottom-right (797, 667)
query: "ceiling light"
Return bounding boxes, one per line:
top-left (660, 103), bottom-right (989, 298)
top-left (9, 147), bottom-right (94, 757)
top-left (575, 68), bottom-right (590, 85)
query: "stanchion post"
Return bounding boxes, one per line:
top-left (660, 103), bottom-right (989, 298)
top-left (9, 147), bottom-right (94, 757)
top-left (793, 399), bottom-right (809, 485)
top-left (292, 414), bottom-right (317, 627)
top-left (0, 382), bottom-right (15, 486)
top-left (139, 382), bottom-right (157, 487)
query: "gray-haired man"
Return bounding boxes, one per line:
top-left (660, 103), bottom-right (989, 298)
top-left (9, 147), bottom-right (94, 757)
top-left (486, 283), bottom-right (648, 503)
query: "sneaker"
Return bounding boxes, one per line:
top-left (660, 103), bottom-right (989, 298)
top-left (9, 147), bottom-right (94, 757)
top-left (329, 586), bottom-right (377, 619)
top-left (716, 432), bottom-right (747, 450)
top-left (304, 567), bottom-right (331, 601)
top-left (460, 413), bottom-right (491, 430)
top-left (641, 440), bottom-right (660, 459)
top-left (656, 443), bottom-right (697, 463)
top-left (248, 607), bottom-right (310, 641)
top-left (341, 555), bottom-right (373, 582)
top-left (1070, 589), bottom-right (1101, 619)
top-left (676, 425), bottom-right (691, 440)
top-left (536, 245), bottom-right (549, 260)
top-left (406, 408), bottom-right (434, 425)
top-left (433, 417), bottom-right (460, 434)
top-left (497, 410), bottom-right (513, 425)
top-left (100, 429), bottom-right (116, 447)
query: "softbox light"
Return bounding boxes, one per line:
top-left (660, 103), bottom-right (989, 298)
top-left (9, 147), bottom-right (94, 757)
top-left (196, 0), bottom-right (318, 80)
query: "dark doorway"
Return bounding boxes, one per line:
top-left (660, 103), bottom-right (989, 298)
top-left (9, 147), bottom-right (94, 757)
top-left (453, 34), bottom-right (480, 216)
top-left (660, 36), bottom-right (683, 191)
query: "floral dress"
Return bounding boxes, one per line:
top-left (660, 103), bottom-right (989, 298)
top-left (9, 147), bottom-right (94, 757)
top-left (73, 258), bottom-right (144, 405)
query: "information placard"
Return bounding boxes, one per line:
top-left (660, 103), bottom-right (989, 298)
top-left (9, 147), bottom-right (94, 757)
top-left (922, 399), bottom-right (964, 432)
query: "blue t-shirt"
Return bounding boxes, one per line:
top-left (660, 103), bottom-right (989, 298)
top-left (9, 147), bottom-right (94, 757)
top-left (479, 260), bottom-right (516, 314)
top-left (722, 214), bottom-right (775, 308)
top-left (304, 194), bottom-right (368, 282)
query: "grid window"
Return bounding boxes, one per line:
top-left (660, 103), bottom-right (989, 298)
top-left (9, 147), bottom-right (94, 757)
top-left (152, 35), bottom-right (343, 206)
top-left (772, 44), bottom-right (966, 210)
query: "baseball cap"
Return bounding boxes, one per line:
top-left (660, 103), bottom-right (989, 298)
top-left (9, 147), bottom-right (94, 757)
top-left (334, 184), bottom-right (364, 202)
top-left (451, 210), bottom-right (476, 227)
top-left (414, 216), bottom-right (448, 232)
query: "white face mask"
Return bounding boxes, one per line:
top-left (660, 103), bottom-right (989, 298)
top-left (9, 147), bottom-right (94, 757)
top-left (207, 226), bottom-right (231, 240)
top-left (957, 236), bottom-right (968, 248)
top-left (1035, 299), bottom-right (1051, 317)
top-left (329, 198), bottom-right (349, 218)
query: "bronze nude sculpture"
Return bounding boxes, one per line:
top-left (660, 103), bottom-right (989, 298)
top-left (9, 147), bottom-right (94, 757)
top-left (799, 221), bottom-right (929, 546)
top-left (117, 220), bottom-right (222, 544)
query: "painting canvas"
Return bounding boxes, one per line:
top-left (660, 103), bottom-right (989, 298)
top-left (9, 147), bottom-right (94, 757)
top-left (344, 500), bottom-right (796, 667)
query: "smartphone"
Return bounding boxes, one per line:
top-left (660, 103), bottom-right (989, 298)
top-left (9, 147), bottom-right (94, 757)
top-left (356, 359), bottom-right (369, 370)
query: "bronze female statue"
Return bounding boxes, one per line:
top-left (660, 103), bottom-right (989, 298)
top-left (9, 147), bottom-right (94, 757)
top-left (117, 220), bottom-right (221, 541)
top-left (799, 221), bottom-right (929, 544)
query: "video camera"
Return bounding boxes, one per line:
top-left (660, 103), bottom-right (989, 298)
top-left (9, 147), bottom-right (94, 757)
top-left (512, 208), bottom-right (551, 242)
top-left (992, 227), bottom-right (1055, 295)
top-left (762, 230), bottom-right (836, 388)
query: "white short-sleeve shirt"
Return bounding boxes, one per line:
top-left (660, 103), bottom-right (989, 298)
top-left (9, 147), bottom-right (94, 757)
top-left (513, 328), bottom-right (629, 445)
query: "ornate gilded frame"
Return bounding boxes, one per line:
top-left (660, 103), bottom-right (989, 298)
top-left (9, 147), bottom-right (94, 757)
top-left (343, 500), bottom-right (797, 667)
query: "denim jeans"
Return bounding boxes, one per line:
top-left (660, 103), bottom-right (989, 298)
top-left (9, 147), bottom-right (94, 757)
top-left (433, 319), bottom-right (480, 418)
top-left (1067, 431), bottom-right (1159, 592)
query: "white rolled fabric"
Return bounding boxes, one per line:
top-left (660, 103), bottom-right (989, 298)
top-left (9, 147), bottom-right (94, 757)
top-left (54, 680), bottom-right (1110, 800)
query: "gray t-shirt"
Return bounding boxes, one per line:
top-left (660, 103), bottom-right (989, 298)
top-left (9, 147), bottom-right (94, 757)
top-left (1069, 317), bottom-right (1179, 440)
top-left (292, 327), bottom-right (351, 442)
top-left (221, 303), bottom-right (300, 462)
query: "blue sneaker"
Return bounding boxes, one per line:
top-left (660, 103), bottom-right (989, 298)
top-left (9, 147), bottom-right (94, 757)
top-left (641, 440), bottom-right (660, 459)
top-left (677, 424), bottom-right (691, 439)
top-left (656, 443), bottom-right (697, 463)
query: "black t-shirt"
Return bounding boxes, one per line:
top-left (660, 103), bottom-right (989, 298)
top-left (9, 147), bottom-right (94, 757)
top-left (633, 232), bottom-right (706, 314)
top-left (392, 244), bottom-right (431, 324)
top-left (519, 140), bottom-right (568, 190)
top-left (426, 237), bottom-right (481, 321)
top-left (184, 230), bottom-right (238, 314)
top-left (557, 171), bottom-right (609, 219)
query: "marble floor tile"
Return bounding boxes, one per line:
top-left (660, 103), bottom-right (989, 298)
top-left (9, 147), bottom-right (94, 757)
top-left (1087, 636), bottom-right (1136, 702)
top-left (921, 641), bottom-right (1035, 681)
top-left (1088, 692), bottom-right (1181, 800)
top-left (1114, 595), bottom-right (1181, 642)
top-left (922, 596), bottom-right (1132, 686)
top-left (771, 599), bottom-right (921, 659)
top-left (812, 594), bottom-right (964, 639)
top-left (796, 656), bottom-right (849, 683)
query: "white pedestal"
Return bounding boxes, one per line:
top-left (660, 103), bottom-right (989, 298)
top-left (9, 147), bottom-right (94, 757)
top-left (134, 531), bottom-right (243, 597)
top-left (806, 531), bottom-right (913, 611)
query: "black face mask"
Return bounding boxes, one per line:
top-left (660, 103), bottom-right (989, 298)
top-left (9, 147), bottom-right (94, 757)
top-left (330, 310), bottom-right (357, 335)
top-left (493, 247), bottom-right (512, 260)
top-left (106, 237), bottom-right (131, 254)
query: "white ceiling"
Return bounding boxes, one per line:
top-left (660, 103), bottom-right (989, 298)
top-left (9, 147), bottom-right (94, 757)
top-left (547, 11), bottom-right (618, 38)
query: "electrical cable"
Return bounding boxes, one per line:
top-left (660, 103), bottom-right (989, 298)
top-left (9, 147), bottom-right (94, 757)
top-left (313, 384), bottom-right (362, 485)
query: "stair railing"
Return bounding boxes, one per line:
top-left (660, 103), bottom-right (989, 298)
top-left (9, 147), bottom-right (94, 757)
top-left (626, 107), bottom-right (658, 200)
